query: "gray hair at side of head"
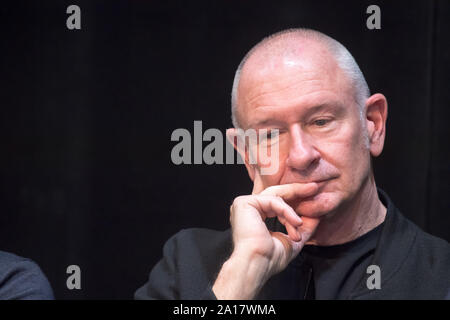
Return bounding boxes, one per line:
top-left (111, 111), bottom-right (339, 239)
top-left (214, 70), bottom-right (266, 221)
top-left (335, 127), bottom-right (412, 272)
top-left (231, 28), bottom-right (371, 131)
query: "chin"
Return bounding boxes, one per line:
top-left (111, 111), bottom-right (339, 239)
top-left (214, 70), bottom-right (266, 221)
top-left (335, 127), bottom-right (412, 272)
top-left (294, 191), bottom-right (341, 218)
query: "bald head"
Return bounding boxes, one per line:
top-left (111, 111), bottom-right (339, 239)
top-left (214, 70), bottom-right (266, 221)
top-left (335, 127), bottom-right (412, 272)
top-left (231, 28), bottom-right (370, 128)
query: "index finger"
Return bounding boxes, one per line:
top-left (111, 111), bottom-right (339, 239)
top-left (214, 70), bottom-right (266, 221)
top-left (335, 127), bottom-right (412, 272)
top-left (259, 183), bottom-right (319, 201)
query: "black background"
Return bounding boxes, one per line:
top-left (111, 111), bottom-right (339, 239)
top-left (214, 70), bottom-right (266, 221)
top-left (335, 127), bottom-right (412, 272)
top-left (0, 0), bottom-right (449, 299)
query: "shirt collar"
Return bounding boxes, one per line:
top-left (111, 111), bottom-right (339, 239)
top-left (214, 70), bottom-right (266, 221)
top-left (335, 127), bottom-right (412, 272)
top-left (348, 187), bottom-right (418, 298)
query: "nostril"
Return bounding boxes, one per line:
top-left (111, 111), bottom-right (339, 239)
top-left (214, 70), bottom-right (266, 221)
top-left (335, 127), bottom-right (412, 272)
top-left (286, 152), bottom-right (320, 173)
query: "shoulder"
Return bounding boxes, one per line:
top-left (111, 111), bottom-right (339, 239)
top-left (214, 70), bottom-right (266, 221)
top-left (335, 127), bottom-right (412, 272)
top-left (0, 251), bottom-right (54, 300)
top-left (401, 219), bottom-right (450, 294)
top-left (381, 189), bottom-right (450, 272)
top-left (410, 223), bottom-right (450, 264)
top-left (166, 228), bottom-right (231, 250)
top-left (163, 228), bottom-right (232, 266)
top-left (135, 228), bottom-right (232, 299)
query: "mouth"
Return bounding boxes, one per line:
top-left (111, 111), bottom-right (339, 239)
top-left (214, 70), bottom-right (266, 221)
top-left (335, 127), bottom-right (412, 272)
top-left (303, 177), bottom-right (335, 197)
top-left (315, 178), bottom-right (332, 185)
top-left (311, 177), bottom-right (335, 186)
top-left (282, 177), bottom-right (337, 206)
top-left (286, 177), bottom-right (337, 215)
top-left (293, 176), bottom-right (336, 185)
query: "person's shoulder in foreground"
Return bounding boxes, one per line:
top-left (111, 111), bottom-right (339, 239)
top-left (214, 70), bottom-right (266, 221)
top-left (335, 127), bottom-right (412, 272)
top-left (0, 250), bottom-right (54, 300)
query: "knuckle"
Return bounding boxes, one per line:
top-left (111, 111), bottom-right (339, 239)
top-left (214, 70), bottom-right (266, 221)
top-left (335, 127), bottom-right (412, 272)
top-left (231, 195), bottom-right (252, 210)
top-left (232, 195), bottom-right (245, 206)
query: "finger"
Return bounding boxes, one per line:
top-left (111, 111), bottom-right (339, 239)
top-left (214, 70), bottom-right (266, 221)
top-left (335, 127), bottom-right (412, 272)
top-left (270, 231), bottom-right (303, 261)
top-left (298, 217), bottom-right (321, 242)
top-left (260, 183), bottom-right (319, 202)
top-left (253, 196), bottom-right (302, 241)
top-left (251, 168), bottom-right (266, 195)
top-left (254, 195), bottom-right (303, 227)
top-left (284, 222), bottom-right (302, 242)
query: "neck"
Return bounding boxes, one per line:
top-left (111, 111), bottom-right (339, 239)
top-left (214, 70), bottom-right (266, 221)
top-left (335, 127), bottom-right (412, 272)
top-left (306, 173), bottom-right (386, 246)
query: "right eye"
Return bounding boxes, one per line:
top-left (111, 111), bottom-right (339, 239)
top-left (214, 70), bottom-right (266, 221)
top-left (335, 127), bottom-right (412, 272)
top-left (266, 129), bottom-right (280, 139)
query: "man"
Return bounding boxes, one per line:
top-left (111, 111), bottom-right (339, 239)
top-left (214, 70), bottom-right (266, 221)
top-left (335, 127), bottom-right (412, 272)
top-left (135, 28), bottom-right (450, 299)
top-left (0, 250), bottom-right (54, 299)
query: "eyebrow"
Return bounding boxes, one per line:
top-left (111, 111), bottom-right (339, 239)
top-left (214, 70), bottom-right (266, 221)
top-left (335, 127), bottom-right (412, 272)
top-left (250, 103), bottom-right (344, 128)
top-left (302, 103), bottom-right (344, 118)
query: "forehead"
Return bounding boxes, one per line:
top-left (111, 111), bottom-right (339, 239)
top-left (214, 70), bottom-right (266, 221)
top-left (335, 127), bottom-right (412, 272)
top-left (237, 41), bottom-right (353, 127)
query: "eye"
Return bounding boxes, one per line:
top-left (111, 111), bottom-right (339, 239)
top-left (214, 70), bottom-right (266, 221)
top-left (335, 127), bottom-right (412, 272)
top-left (258, 129), bottom-right (281, 145)
top-left (313, 119), bottom-right (331, 126)
top-left (266, 129), bottom-right (280, 139)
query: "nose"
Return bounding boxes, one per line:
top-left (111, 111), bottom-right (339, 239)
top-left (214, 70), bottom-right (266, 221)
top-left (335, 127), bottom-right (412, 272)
top-left (286, 124), bottom-right (320, 173)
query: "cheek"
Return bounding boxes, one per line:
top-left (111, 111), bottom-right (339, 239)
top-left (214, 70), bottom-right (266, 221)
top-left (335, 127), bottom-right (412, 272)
top-left (323, 124), bottom-right (370, 184)
top-left (317, 139), bottom-right (351, 171)
top-left (346, 122), bottom-right (372, 174)
top-left (254, 139), bottom-right (290, 186)
top-left (258, 153), bottom-right (287, 187)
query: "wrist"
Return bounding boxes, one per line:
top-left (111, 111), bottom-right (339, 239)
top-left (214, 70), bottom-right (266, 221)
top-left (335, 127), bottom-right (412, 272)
top-left (212, 249), bottom-right (271, 300)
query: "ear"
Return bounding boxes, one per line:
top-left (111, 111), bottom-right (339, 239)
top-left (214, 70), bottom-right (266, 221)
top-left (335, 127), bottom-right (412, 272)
top-left (226, 128), bottom-right (257, 181)
top-left (365, 93), bottom-right (388, 157)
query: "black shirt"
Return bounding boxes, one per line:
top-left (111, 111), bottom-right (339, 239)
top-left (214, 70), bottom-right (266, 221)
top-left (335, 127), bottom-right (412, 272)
top-left (256, 214), bottom-right (384, 300)
top-left (301, 222), bottom-right (383, 299)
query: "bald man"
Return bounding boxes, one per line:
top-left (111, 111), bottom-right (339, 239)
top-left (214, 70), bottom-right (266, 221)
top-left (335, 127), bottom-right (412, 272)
top-left (135, 29), bottom-right (450, 300)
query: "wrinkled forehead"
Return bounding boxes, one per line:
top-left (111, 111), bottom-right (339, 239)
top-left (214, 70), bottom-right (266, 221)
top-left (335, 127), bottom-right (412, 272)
top-left (236, 40), bottom-right (353, 127)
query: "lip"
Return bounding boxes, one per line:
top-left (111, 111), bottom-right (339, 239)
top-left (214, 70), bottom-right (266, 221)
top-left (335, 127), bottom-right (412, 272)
top-left (308, 177), bottom-right (335, 195)
top-left (314, 177), bottom-right (334, 185)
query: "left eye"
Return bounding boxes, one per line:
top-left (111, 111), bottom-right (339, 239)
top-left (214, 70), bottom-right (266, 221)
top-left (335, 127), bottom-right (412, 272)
top-left (313, 119), bottom-right (330, 126)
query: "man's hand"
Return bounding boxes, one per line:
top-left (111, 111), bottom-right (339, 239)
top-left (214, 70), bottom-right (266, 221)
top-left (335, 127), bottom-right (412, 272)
top-left (212, 183), bottom-right (321, 300)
